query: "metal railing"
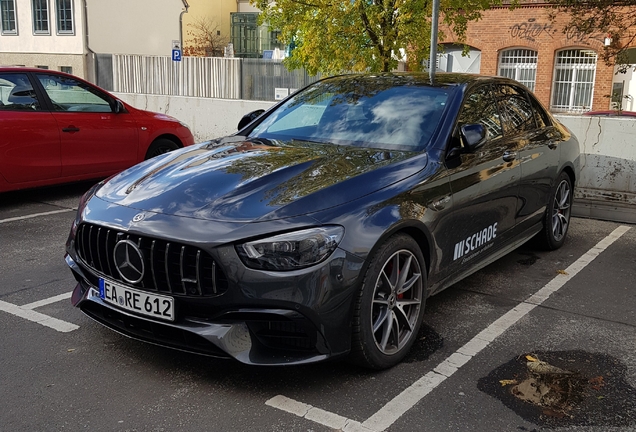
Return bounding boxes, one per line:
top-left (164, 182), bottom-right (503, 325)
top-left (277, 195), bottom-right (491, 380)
top-left (241, 58), bottom-right (320, 101)
top-left (104, 54), bottom-right (319, 101)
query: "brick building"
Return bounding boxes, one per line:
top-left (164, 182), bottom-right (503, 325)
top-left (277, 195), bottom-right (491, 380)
top-left (440, 2), bottom-right (635, 113)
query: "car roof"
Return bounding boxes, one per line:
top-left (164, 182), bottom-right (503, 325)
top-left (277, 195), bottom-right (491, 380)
top-left (322, 72), bottom-right (526, 90)
top-left (0, 66), bottom-right (74, 76)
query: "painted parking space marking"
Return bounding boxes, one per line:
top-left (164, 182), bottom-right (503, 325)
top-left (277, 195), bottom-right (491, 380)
top-left (0, 208), bottom-right (75, 224)
top-left (22, 292), bottom-right (71, 310)
top-left (266, 225), bottom-right (632, 432)
top-left (0, 292), bottom-right (78, 333)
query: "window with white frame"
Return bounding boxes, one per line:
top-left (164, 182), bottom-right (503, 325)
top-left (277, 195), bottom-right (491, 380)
top-left (551, 49), bottom-right (597, 113)
top-left (498, 49), bottom-right (538, 91)
top-left (1, 0), bottom-right (17, 34)
top-left (32, 0), bottom-right (49, 34)
top-left (56, 0), bottom-right (72, 34)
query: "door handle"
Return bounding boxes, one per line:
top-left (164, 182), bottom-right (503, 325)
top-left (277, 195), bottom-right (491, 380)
top-left (502, 151), bottom-right (517, 162)
top-left (548, 141), bottom-right (558, 149)
top-left (62, 126), bottom-right (80, 133)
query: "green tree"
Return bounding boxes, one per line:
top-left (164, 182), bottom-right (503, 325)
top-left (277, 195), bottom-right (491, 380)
top-left (251, 0), bottom-right (502, 75)
top-left (547, 0), bottom-right (636, 72)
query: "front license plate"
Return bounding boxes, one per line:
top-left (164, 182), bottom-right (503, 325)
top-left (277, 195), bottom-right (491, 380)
top-left (99, 278), bottom-right (174, 322)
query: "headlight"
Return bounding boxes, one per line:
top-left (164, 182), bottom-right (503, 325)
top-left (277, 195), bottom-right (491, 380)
top-left (69, 177), bottom-right (111, 238)
top-left (236, 226), bottom-right (344, 271)
top-left (67, 180), bottom-right (103, 249)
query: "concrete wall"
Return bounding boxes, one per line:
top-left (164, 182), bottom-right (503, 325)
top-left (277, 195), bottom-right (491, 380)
top-left (555, 115), bottom-right (636, 223)
top-left (114, 92), bottom-right (274, 142)
top-left (113, 93), bottom-right (636, 221)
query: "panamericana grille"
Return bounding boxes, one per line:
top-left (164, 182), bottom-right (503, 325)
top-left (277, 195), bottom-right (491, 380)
top-left (75, 223), bottom-right (228, 297)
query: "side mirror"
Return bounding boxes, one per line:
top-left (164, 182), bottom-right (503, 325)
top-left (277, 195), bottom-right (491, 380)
top-left (113, 99), bottom-right (125, 114)
top-left (238, 109), bottom-right (265, 131)
top-left (460, 123), bottom-right (487, 151)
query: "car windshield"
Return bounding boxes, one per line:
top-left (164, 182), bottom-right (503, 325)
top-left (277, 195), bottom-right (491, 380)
top-left (249, 76), bottom-right (451, 151)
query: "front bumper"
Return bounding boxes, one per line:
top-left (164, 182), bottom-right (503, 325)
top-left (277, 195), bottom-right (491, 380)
top-left (66, 241), bottom-right (364, 365)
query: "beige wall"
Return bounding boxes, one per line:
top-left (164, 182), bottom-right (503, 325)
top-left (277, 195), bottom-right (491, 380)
top-left (0, 54), bottom-right (86, 78)
top-left (85, 0), bottom-right (185, 56)
top-left (237, 0), bottom-right (260, 13)
top-left (182, 0), bottom-right (236, 51)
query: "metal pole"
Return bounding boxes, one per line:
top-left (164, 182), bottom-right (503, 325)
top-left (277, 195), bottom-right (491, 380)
top-left (429, 0), bottom-right (440, 84)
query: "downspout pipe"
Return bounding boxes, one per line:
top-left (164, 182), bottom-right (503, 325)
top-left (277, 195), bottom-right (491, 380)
top-left (180, 0), bottom-right (190, 50)
top-left (82, 0), bottom-right (96, 83)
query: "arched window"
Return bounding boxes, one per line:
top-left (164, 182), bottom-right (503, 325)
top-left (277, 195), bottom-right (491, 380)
top-left (551, 49), bottom-right (597, 113)
top-left (498, 49), bottom-right (538, 91)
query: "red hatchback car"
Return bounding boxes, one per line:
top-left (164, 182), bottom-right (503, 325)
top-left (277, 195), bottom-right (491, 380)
top-left (0, 67), bottom-right (195, 193)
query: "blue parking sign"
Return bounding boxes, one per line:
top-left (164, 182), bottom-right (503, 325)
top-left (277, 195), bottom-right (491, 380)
top-left (172, 49), bottom-right (182, 62)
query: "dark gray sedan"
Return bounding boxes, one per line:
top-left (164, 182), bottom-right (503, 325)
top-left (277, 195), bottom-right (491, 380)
top-left (65, 73), bottom-right (579, 369)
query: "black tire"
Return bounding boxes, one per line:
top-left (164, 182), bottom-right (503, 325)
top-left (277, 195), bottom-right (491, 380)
top-left (537, 171), bottom-right (573, 250)
top-left (144, 139), bottom-right (179, 160)
top-left (350, 234), bottom-right (427, 370)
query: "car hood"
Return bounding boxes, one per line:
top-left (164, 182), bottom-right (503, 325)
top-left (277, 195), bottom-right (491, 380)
top-left (139, 109), bottom-right (183, 123)
top-left (95, 138), bottom-right (426, 222)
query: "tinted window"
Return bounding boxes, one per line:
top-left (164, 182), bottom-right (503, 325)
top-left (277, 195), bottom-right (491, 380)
top-left (36, 73), bottom-right (113, 112)
top-left (0, 73), bottom-right (42, 111)
top-left (249, 77), bottom-right (450, 151)
top-left (494, 84), bottom-right (536, 134)
top-left (528, 92), bottom-right (551, 129)
top-left (457, 85), bottom-right (503, 142)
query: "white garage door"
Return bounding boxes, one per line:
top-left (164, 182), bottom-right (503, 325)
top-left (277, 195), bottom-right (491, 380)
top-left (438, 44), bottom-right (481, 73)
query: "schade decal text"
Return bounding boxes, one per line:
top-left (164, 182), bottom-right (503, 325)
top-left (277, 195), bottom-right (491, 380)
top-left (453, 222), bottom-right (497, 261)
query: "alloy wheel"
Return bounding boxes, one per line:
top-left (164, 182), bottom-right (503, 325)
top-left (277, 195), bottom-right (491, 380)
top-left (370, 249), bottom-right (423, 355)
top-left (551, 179), bottom-right (571, 242)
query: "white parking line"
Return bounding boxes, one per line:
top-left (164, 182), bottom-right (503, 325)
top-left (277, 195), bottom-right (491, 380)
top-left (266, 225), bottom-right (632, 432)
top-left (0, 208), bottom-right (75, 224)
top-left (0, 292), bottom-right (78, 333)
top-left (22, 292), bottom-right (72, 310)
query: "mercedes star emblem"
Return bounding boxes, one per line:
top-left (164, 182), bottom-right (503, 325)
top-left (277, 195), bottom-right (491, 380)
top-left (113, 240), bottom-right (145, 284)
top-left (132, 212), bottom-right (145, 222)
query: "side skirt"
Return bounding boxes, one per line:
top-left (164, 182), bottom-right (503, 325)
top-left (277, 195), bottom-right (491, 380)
top-left (427, 223), bottom-right (542, 297)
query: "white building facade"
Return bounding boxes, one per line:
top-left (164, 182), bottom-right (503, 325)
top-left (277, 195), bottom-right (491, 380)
top-left (0, 0), bottom-right (86, 77)
top-left (0, 0), bottom-right (187, 81)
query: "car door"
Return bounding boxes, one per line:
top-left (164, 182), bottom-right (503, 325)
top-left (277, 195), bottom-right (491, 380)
top-left (34, 73), bottom-right (139, 178)
top-left (0, 72), bottom-right (61, 184)
top-left (492, 84), bottom-right (559, 231)
top-left (436, 83), bottom-right (521, 279)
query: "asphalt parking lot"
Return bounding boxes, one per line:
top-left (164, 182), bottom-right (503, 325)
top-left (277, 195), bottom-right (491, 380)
top-left (1, 182), bottom-right (635, 432)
